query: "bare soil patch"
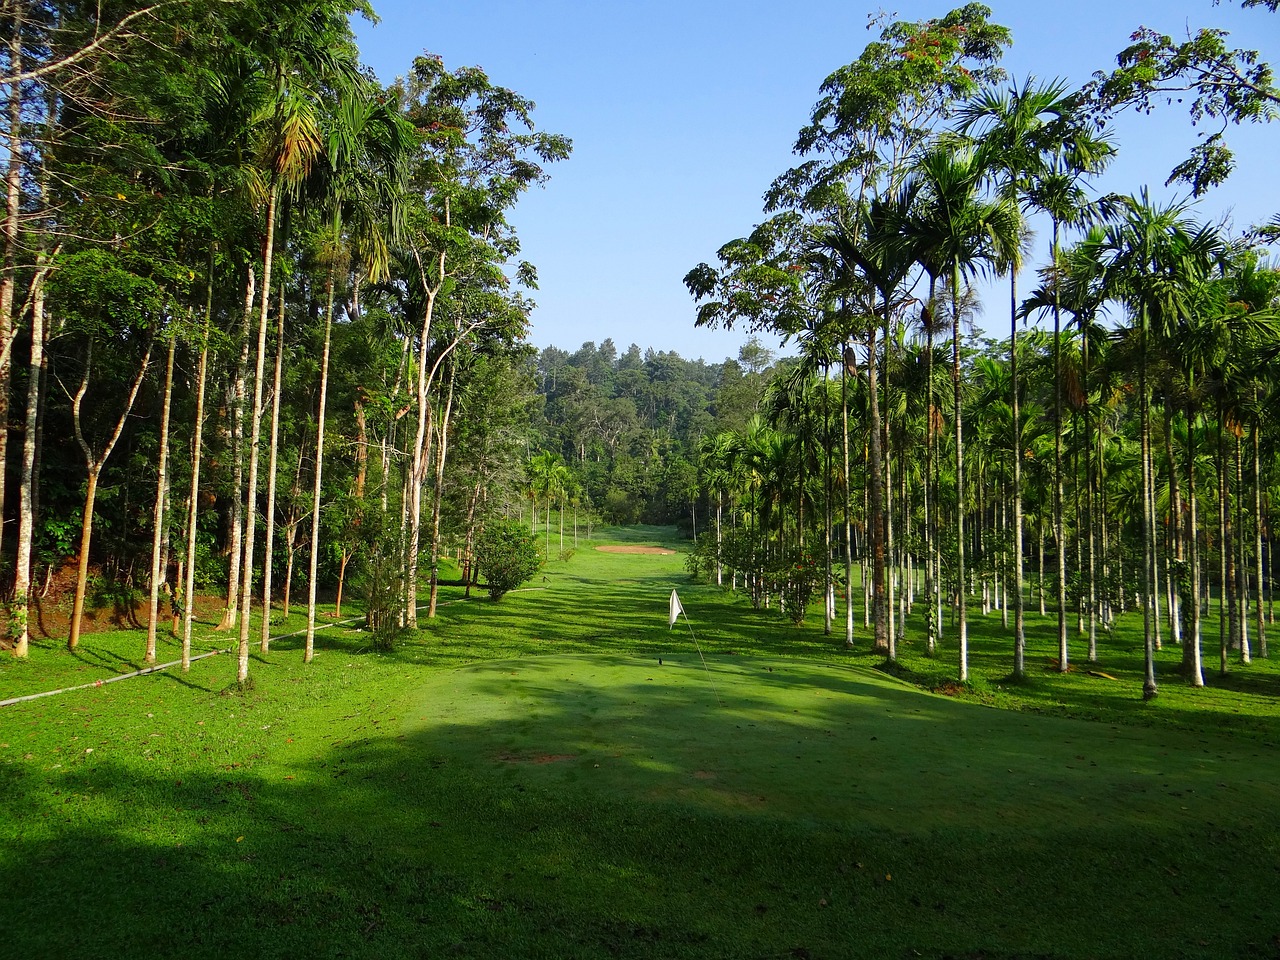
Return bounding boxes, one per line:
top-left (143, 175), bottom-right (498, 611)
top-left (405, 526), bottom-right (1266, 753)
top-left (594, 545), bottom-right (676, 555)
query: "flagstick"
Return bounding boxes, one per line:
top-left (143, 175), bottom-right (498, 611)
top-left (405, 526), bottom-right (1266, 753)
top-left (677, 608), bottom-right (724, 708)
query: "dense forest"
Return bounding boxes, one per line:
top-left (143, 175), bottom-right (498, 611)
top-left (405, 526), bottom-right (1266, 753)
top-left (1, 1), bottom-right (1278, 702)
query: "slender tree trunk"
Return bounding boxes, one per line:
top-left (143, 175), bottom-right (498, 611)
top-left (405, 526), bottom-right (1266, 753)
top-left (1253, 413), bottom-right (1266, 658)
top-left (1139, 317), bottom-right (1157, 699)
top-left (1010, 273), bottom-right (1025, 676)
top-left (182, 252), bottom-right (216, 672)
top-left (1235, 433), bottom-right (1250, 663)
top-left (427, 356), bottom-right (458, 618)
top-left (12, 251), bottom-right (53, 659)
top-left (145, 337), bottom-right (177, 663)
top-left (1083, 329), bottom-right (1098, 662)
top-left (1218, 396), bottom-right (1230, 676)
top-left (866, 323), bottom-right (888, 655)
top-left (951, 267), bottom-right (968, 682)
top-left (216, 267), bottom-right (255, 630)
top-left (69, 340), bottom-right (152, 650)
top-left (0, 7), bottom-right (24, 564)
top-left (1051, 226), bottom-right (1068, 672)
top-left (842, 338), bottom-right (854, 647)
top-left (237, 185), bottom-right (280, 684)
top-left (1186, 409), bottom-right (1204, 685)
top-left (306, 272), bottom-right (336, 662)
top-left (258, 281), bottom-right (288, 652)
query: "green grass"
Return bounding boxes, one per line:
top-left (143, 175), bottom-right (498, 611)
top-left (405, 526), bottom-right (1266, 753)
top-left (3, 530), bottom-right (1279, 959)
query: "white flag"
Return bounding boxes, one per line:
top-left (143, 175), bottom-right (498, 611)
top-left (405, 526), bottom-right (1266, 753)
top-left (668, 589), bottom-right (684, 629)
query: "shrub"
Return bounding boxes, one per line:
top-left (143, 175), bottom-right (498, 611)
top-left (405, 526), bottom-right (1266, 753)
top-left (475, 518), bottom-right (542, 601)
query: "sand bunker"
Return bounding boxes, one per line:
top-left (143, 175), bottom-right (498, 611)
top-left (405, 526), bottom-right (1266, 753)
top-left (595, 545), bottom-right (676, 555)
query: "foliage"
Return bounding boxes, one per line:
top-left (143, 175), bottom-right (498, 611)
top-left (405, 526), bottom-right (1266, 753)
top-left (473, 516), bottom-right (542, 600)
top-left (1084, 2), bottom-right (1278, 194)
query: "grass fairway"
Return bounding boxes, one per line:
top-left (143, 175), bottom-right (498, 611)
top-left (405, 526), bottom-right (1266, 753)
top-left (3, 526), bottom-right (1280, 958)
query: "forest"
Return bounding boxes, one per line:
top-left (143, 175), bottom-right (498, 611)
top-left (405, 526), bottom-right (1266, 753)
top-left (1, 0), bottom-right (1278, 709)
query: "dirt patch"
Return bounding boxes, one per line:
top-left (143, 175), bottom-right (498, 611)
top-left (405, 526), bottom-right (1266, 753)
top-left (595, 545), bottom-right (676, 555)
top-left (497, 753), bottom-right (577, 764)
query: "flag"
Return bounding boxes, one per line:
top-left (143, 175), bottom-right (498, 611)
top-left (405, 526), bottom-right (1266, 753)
top-left (669, 589), bottom-right (684, 629)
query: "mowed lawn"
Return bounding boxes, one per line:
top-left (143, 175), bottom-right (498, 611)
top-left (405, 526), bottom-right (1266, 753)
top-left (3, 527), bottom-right (1279, 959)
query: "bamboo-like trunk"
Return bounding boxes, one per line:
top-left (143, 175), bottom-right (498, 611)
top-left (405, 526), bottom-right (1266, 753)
top-left (216, 268), bottom-right (255, 630)
top-left (1139, 316), bottom-right (1157, 699)
top-left (12, 251), bottom-right (52, 658)
top-left (181, 250), bottom-right (217, 671)
top-left (1218, 396), bottom-right (1230, 676)
top-left (259, 280), bottom-right (287, 653)
top-left (237, 184), bottom-right (280, 684)
top-left (0, 7), bottom-right (24, 564)
top-left (1235, 434), bottom-right (1250, 663)
top-left (1052, 314), bottom-right (1068, 670)
top-left (1186, 412), bottom-right (1204, 685)
top-left (427, 356), bottom-right (458, 618)
top-left (1253, 413), bottom-right (1266, 658)
top-left (145, 337), bottom-right (177, 663)
top-left (841, 337), bottom-right (854, 648)
top-left (952, 266), bottom-right (967, 682)
top-left (306, 272), bottom-right (336, 661)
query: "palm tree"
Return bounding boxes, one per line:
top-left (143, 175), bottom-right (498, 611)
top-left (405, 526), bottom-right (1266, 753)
top-left (956, 76), bottom-right (1108, 677)
top-left (304, 79), bottom-right (414, 661)
top-left (234, 0), bottom-right (363, 684)
top-left (1097, 192), bottom-right (1226, 698)
top-left (808, 184), bottom-right (919, 657)
top-left (908, 142), bottom-right (1022, 681)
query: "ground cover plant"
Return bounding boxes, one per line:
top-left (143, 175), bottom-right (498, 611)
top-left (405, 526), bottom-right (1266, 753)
top-left (3, 527), bottom-right (1279, 959)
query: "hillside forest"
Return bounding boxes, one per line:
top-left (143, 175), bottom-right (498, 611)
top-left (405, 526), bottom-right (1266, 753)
top-left (1, 1), bottom-right (1278, 701)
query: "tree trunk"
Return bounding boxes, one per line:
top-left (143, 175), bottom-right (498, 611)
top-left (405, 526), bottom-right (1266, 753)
top-left (236, 184), bottom-right (280, 684)
top-left (951, 266), bottom-right (968, 682)
top-left (1139, 315), bottom-right (1157, 699)
top-left (427, 355), bottom-right (458, 618)
top-left (68, 339), bottom-right (152, 650)
top-left (1052, 244), bottom-right (1068, 673)
top-left (841, 338), bottom-right (854, 647)
top-left (1008, 267), bottom-right (1029, 675)
top-left (1186, 408), bottom-right (1204, 685)
top-left (865, 322), bottom-right (887, 655)
top-left (257, 280), bottom-right (288, 652)
top-left (1253, 412), bottom-right (1266, 658)
top-left (12, 251), bottom-right (53, 659)
top-left (216, 267), bottom-right (255, 630)
top-left (145, 336), bottom-right (176, 663)
top-left (0, 8), bottom-right (24, 565)
top-left (1235, 433), bottom-right (1250, 663)
top-left (181, 252), bottom-right (216, 670)
top-left (306, 271), bottom-right (336, 662)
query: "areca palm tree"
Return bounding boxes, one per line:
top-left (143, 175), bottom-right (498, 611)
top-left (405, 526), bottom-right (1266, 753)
top-left (908, 142), bottom-right (1022, 681)
top-left (809, 185), bottom-right (919, 658)
top-left (956, 76), bottom-right (1111, 677)
top-left (302, 79), bottom-right (414, 662)
top-left (1097, 192), bottom-right (1227, 698)
top-left (234, 0), bottom-right (365, 685)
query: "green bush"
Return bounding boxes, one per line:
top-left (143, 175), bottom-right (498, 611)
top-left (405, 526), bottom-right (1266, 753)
top-left (475, 517), bottom-right (542, 601)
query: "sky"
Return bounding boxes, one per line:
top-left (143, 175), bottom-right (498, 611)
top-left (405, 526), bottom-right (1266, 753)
top-left (351, 1), bottom-right (1280, 364)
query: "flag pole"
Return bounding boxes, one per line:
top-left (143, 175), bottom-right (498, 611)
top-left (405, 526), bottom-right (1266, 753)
top-left (669, 590), bottom-right (723, 707)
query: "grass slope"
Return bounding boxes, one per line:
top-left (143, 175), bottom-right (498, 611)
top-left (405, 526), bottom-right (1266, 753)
top-left (2, 526), bottom-right (1279, 959)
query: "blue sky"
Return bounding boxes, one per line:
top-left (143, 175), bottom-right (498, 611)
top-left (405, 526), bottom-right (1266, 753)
top-left (352, 2), bottom-right (1279, 363)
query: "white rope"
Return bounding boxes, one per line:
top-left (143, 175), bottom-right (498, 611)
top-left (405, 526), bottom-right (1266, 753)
top-left (0, 647), bottom-right (229, 708)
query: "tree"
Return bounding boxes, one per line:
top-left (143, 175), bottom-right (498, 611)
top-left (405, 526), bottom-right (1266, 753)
top-left (908, 141), bottom-right (1021, 681)
top-left (474, 516), bottom-right (541, 601)
top-left (1086, 1), bottom-right (1277, 196)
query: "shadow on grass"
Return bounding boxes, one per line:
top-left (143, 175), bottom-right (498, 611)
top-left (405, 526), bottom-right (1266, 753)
top-left (4, 648), bottom-right (1279, 960)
